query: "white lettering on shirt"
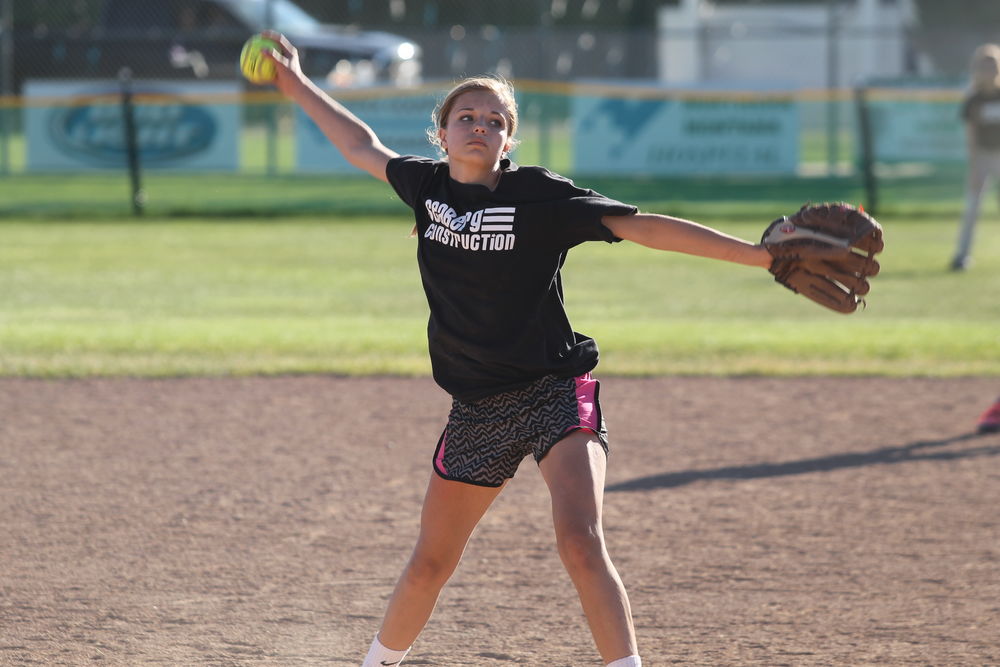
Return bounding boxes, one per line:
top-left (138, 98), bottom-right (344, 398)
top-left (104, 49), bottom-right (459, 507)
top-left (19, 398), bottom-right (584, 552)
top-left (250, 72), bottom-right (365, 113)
top-left (422, 200), bottom-right (517, 252)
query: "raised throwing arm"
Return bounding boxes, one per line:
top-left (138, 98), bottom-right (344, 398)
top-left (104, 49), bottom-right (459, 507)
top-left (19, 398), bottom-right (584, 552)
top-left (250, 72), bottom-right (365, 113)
top-left (261, 31), bottom-right (398, 182)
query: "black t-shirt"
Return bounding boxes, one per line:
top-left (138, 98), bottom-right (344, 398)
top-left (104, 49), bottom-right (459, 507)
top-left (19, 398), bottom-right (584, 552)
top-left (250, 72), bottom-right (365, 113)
top-left (386, 155), bottom-right (638, 402)
top-left (961, 89), bottom-right (1000, 149)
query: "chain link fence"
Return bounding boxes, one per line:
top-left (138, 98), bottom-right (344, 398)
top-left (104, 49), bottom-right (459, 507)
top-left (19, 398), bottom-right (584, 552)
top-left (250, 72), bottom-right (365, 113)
top-left (0, 0), bottom-right (990, 217)
top-left (4, 0), bottom-right (993, 85)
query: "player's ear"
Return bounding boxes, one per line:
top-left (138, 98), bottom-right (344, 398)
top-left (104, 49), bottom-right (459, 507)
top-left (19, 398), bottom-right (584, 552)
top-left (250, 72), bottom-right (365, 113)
top-left (437, 127), bottom-right (448, 153)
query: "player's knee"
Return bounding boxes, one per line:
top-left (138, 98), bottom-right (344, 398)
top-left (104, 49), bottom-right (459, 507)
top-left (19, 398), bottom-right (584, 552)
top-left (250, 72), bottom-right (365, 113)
top-left (555, 525), bottom-right (607, 574)
top-left (403, 549), bottom-right (459, 589)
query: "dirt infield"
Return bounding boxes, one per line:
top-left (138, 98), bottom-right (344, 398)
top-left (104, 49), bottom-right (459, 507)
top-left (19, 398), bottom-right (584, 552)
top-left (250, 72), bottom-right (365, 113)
top-left (3, 376), bottom-right (999, 666)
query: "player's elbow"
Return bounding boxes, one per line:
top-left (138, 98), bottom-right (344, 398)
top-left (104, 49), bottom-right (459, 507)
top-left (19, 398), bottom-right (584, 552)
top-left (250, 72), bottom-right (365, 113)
top-left (602, 214), bottom-right (647, 244)
top-left (342, 142), bottom-right (394, 182)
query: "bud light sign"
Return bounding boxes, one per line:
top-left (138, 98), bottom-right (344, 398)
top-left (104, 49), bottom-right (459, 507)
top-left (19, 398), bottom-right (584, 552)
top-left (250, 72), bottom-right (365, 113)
top-left (24, 81), bottom-right (239, 171)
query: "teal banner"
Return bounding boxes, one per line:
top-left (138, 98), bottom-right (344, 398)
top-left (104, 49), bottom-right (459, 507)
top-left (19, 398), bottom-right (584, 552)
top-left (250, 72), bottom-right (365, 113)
top-left (572, 93), bottom-right (799, 175)
top-left (866, 96), bottom-right (964, 163)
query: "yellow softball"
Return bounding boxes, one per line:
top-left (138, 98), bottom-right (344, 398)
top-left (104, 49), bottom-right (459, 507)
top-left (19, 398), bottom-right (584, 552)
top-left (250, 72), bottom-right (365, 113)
top-left (240, 35), bottom-right (278, 84)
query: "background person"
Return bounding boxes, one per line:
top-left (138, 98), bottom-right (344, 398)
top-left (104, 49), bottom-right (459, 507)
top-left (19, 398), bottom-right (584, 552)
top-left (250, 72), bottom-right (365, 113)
top-left (976, 396), bottom-right (1000, 433)
top-left (952, 43), bottom-right (1000, 271)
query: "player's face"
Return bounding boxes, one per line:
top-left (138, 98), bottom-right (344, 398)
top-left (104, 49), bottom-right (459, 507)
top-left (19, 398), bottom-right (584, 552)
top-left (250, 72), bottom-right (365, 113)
top-left (438, 90), bottom-right (512, 168)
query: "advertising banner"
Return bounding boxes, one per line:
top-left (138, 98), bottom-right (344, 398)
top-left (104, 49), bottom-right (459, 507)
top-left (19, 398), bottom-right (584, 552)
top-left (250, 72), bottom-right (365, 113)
top-left (296, 88), bottom-right (439, 172)
top-left (572, 93), bottom-right (799, 175)
top-left (24, 80), bottom-right (240, 171)
top-left (866, 95), bottom-right (964, 163)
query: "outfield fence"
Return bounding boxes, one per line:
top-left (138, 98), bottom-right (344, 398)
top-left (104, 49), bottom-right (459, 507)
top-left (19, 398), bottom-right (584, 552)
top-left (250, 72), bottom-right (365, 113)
top-left (1, 1), bottom-right (985, 219)
top-left (0, 79), bottom-right (973, 220)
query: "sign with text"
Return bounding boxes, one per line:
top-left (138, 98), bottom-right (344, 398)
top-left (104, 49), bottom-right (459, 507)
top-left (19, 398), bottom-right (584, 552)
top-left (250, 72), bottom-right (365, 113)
top-left (572, 93), bottom-right (799, 175)
top-left (24, 80), bottom-right (240, 171)
top-left (865, 95), bottom-right (964, 163)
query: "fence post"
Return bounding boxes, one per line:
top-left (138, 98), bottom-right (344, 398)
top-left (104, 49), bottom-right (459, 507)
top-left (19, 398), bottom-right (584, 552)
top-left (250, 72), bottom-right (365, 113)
top-left (264, 0), bottom-right (277, 175)
top-left (825, 0), bottom-right (841, 175)
top-left (0, 0), bottom-right (12, 175)
top-left (854, 84), bottom-right (878, 215)
top-left (119, 68), bottom-right (145, 216)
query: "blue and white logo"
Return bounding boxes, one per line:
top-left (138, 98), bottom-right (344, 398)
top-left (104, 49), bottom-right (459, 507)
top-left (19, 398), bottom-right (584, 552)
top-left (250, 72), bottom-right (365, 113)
top-left (572, 85), bottom-right (799, 176)
top-left (25, 80), bottom-right (240, 172)
top-left (48, 93), bottom-right (216, 166)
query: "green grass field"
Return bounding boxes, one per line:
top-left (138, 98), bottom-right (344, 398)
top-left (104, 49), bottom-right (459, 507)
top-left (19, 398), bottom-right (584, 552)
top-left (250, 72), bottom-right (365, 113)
top-left (1, 209), bottom-right (997, 378)
top-left (0, 162), bottom-right (973, 221)
top-left (1, 93), bottom-right (994, 379)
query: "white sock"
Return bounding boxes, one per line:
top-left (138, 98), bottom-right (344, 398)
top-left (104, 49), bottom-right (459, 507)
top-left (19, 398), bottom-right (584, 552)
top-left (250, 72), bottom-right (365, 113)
top-left (361, 633), bottom-right (410, 667)
top-left (606, 656), bottom-right (642, 667)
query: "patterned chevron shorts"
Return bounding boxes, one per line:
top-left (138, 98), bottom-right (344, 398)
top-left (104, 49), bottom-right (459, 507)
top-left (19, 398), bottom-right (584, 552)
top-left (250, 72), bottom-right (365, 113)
top-left (433, 373), bottom-right (608, 487)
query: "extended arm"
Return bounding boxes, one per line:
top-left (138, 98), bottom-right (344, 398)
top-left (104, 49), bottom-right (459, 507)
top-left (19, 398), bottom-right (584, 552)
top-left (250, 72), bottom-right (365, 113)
top-left (603, 213), bottom-right (772, 269)
top-left (262, 31), bottom-right (397, 182)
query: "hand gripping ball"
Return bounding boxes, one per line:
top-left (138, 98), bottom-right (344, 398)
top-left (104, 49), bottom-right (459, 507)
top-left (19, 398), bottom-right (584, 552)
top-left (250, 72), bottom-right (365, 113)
top-left (240, 35), bottom-right (278, 84)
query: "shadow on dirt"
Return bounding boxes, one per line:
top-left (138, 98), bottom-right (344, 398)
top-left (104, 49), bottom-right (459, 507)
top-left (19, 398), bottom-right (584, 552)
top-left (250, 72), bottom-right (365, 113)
top-left (606, 432), bottom-right (1000, 492)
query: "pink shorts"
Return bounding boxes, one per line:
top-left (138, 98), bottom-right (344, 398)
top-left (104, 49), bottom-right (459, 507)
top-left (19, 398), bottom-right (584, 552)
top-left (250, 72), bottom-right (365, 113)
top-left (433, 373), bottom-right (608, 487)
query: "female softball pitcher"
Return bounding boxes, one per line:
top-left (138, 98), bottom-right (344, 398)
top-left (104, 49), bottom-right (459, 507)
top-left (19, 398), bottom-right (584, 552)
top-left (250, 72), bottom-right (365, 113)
top-left (952, 43), bottom-right (1000, 271)
top-left (258, 31), bottom-right (773, 667)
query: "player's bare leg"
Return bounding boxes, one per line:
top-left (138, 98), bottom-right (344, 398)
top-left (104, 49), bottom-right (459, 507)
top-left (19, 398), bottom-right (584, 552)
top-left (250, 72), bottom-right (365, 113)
top-left (539, 430), bottom-right (638, 664)
top-left (376, 473), bottom-right (506, 650)
top-left (954, 154), bottom-right (992, 269)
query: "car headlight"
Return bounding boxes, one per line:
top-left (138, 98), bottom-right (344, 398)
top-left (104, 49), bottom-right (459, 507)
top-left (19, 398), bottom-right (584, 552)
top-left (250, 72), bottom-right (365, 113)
top-left (396, 42), bottom-right (416, 61)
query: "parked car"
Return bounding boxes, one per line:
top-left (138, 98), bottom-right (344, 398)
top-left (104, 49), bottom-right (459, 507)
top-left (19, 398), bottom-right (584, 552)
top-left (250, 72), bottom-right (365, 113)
top-left (12, 0), bottom-right (421, 91)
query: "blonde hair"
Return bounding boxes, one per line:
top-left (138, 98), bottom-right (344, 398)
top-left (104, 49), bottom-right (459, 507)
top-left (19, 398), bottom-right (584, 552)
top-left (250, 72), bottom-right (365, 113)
top-left (971, 43), bottom-right (1000, 91)
top-left (427, 75), bottom-right (520, 157)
